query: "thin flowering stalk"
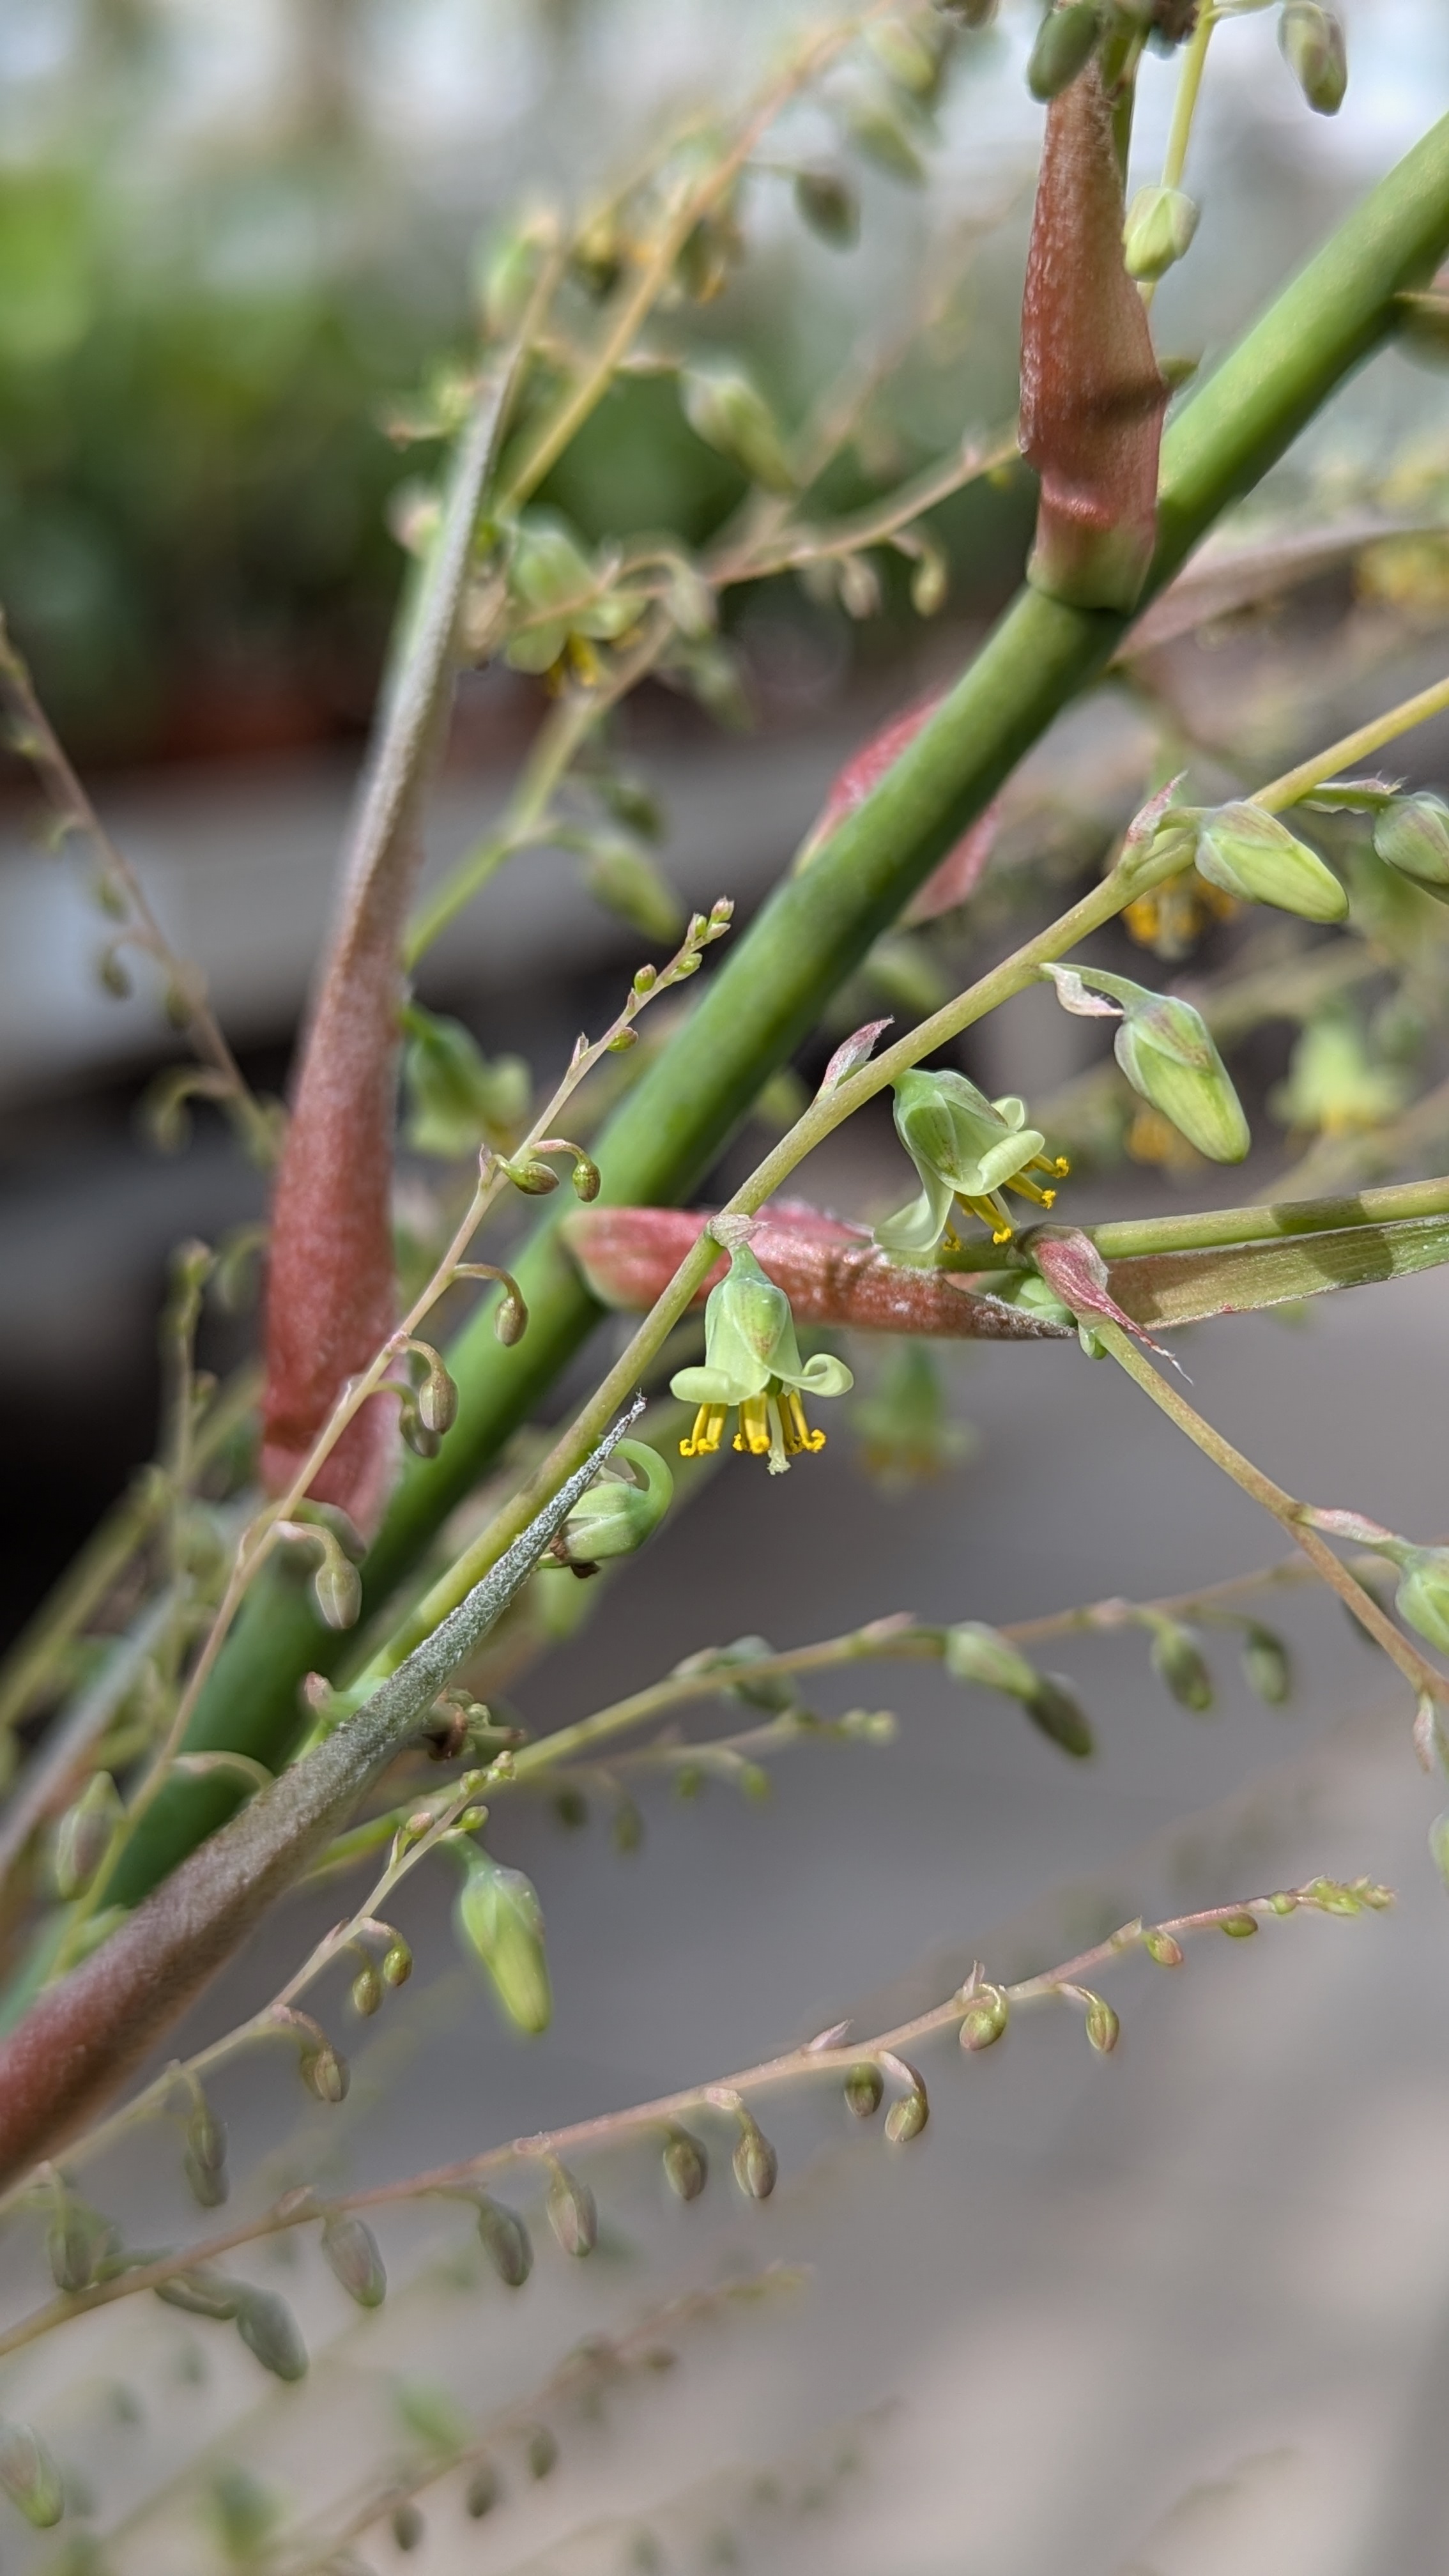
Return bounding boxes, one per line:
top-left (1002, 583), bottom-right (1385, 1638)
top-left (1089, 1321), bottom-right (1449, 1715)
top-left (0, 1878), bottom-right (1387, 2363)
top-left (0, 1413), bottom-right (644, 2184)
top-left (0, 618), bottom-right (272, 1163)
top-left (359, 668), bottom-right (1449, 1690)
top-left (116, 116), bottom-right (1449, 1883)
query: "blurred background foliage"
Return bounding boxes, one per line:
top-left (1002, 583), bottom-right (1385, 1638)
top-left (4, 0), bottom-right (1440, 764)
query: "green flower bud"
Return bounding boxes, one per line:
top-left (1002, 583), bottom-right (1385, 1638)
top-left (234, 2287), bottom-right (309, 2383)
top-left (155, 2267), bottom-right (241, 2320)
top-left (663, 2129), bottom-right (709, 2200)
top-left (793, 167), bottom-right (859, 248)
top-left (456, 1853), bottom-right (553, 2034)
top-left (547, 2165), bottom-right (597, 2258)
top-left (392, 2501), bottom-right (425, 2550)
top-left (1240, 1623), bottom-right (1292, 1706)
top-left (300, 2040), bottom-right (349, 2104)
top-left (1027, 1), bottom-right (1100, 101)
top-left (54, 1770), bottom-right (123, 1899)
top-left (958, 1985), bottom-right (1009, 2051)
top-left (1084, 1995), bottom-right (1119, 2053)
top-left (321, 2212), bottom-right (387, 2309)
top-left (382, 1938), bottom-right (413, 1988)
top-left (1391, 1547), bottom-right (1449, 1655)
top-left (1220, 1912), bottom-right (1259, 1938)
top-left (842, 94), bottom-right (928, 185)
top-left (476, 2197), bottom-right (533, 2288)
top-left (1123, 185), bottom-right (1199, 283)
top-left (682, 366), bottom-right (795, 496)
top-left (944, 1621), bottom-right (1039, 1698)
top-left (844, 2062), bottom-right (885, 2117)
top-left (1146, 1616), bottom-right (1214, 1713)
top-left (945, 1623), bottom-right (1094, 1756)
top-left (1194, 802), bottom-right (1347, 923)
top-left (884, 2083), bottom-right (930, 2143)
top-left (546, 1441), bottom-right (674, 1570)
top-left (732, 2123), bottom-right (778, 2200)
top-left (402, 1007), bottom-right (530, 1158)
top-left (350, 1963), bottom-right (383, 2018)
top-left (1280, 2), bottom-right (1347, 114)
top-left (312, 1542), bottom-right (362, 1634)
top-left (0, 2421), bottom-right (65, 2528)
top-left (416, 1356), bottom-right (459, 1438)
top-left (47, 2195), bottom-right (108, 2294)
top-left (1024, 1675), bottom-right (1094, 1758)
top-left (183, 2096), bottom-right (229, 2209)
top-left (1112, 986), bottom-right (1250, 1164)
top-left (466, 2462), bottom-right (500, 2518)
top-left (1144, 1926), bottom-right (1184, 1966)
top-left (1373, 792), bottom-right (1449, 901)
top-left (526, 2426), bottom-right (559, 2480)
top-left (583, 837), bottom-right (685, 943)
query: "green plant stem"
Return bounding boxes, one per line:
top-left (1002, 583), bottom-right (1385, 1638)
top-left (110, 108), bottom-right (1449, 1908)
top-left (0, 1878), bottom-right (1379, 2365)
top-left (1093, 1322), bottom-right (1449, 1708)
top-left (1264, 670), bottom-right (1449, 809)
top-left (1162, 6), bottom-right (1214, 194)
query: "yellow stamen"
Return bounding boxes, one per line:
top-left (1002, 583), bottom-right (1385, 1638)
top-left (680, 1402), bottom-right (727, 1458)
top-left (783, 1390), bottom-right (826, 1455)
top-left (958, 1193), bottom-right (1014, 1243)
top-left (733, 1393), bottom-right (772, 1455)
top-left (1009, 1176), bottom-right (1057, 1209)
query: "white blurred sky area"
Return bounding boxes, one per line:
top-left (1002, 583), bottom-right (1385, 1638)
top-left (0, 3), bottom-right (1444, 247)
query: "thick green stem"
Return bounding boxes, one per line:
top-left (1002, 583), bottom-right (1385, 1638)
top-left (111, 110), bottom-right (1449, 1906)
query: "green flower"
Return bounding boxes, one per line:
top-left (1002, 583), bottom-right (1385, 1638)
top-left (874, 1069), bottom-right (1069, 1257)
top-left (670, 1243), bottom-right (852, 1474)
top-left (543, 1439), bottom-right (674, 1572)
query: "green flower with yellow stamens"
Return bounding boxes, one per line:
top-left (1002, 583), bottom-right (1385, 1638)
top-left (874, 1069), bottom-right (1069, 1257)
top-left (670, 1243), bottom-right (852, 1474)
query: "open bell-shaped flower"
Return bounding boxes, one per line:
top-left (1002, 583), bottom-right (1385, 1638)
top-left (874, 1068), bottom-right (1069, 1257)
top-left (670, 1243), bottom-right (852, 1475)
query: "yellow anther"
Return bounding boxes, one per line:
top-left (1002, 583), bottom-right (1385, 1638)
top-left (680, 1403), bottom-right (726, 1457)
top-left (733, 1394), bottom-right (772, 1455)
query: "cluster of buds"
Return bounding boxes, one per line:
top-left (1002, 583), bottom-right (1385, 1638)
top-left (874, 1068), bottom-right (1070, 1256)
top-left (670, 1239), bottom-right (852, 1473)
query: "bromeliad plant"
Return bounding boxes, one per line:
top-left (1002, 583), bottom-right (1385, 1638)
top-left (6, 0), bottom-right (1449, 2561)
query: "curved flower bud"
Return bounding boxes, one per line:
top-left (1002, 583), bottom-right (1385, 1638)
top-left (1373, 792), bottom-right (1449, 901)
top-left (1193, 802), bottom-right (1347, 923)
top-left (944, 1620), bottom-right (1094, 1755)
top-left (456, 1852), bottom-right (553, 2034)
top-left (544, 1440), bottom-right (674, 1571)
top-left (1123, 185), bottom-right (1199, 284)
top-left (875, 1068), bottom-right (1069, 1255)
top-left (670, 1243), bottom-right (851, 1474)
top-left (1387, 1546), bottom-right (1449, 1656)
top-left (1116, 993), bottom-right (1250, 1163)
top-left (1046, 966), bottom-right (1250, 1163)
top-left (1280, 3), bottom-right (1347, 115)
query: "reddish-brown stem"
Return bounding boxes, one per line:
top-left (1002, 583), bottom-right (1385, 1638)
top-left (1020, 57), bottom-right (1168, 611)
top-left (261, 360), bottom-right (516, 1526)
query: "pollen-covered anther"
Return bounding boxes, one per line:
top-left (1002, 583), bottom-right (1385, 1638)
top-left (680, 1402), bottom-right (728, 1459)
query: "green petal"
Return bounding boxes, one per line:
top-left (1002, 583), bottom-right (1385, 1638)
top-left (874, 1167), bottom-right (956, 1255)
top-left (670, 1363), bottom-right (758, 1404)
top-left (790, 1352), bottom-right (854, 1397)
top-left (974, 1126), bottom-right (1047, 1193)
